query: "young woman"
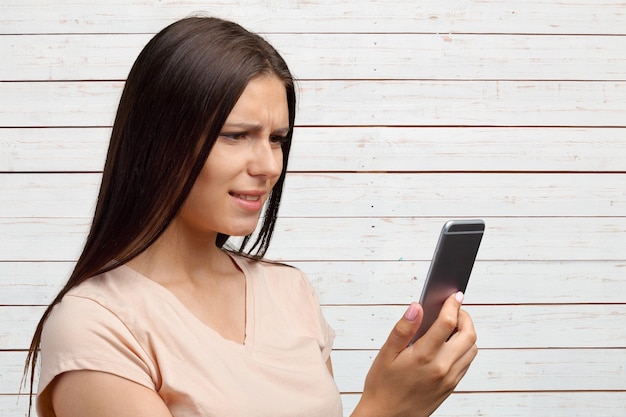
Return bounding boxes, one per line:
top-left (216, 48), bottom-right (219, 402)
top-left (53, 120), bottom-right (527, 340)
top-left (25, 17), bottom-right (477, 417)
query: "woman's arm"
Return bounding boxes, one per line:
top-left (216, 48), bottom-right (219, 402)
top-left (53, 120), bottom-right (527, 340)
top-left (49, 371), bottom-right (173, 417)
top-left (351, 292), bottom-right (478, 417)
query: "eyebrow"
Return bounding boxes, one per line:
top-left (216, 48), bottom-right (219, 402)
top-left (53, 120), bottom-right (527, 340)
top-left (222, 122), bottom-right (290, 135)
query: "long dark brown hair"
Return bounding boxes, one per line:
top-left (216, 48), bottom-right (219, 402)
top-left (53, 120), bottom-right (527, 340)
top-left (23, 16), bottom-right (296, 413)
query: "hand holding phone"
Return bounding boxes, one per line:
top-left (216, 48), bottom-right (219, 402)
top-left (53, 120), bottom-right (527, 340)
top-left (408, 219), bottom-right (484, 345)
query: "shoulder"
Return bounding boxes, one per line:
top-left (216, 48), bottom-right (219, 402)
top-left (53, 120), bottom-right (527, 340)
top-left (68, 265), bottom-right (157, 304)
top-left (232, 254), bottom-right (314, 294)
top-left (41, 267), bottom-right (155, 363)
top-left (232, 254), bottom-right (301, 275)
top-left (38, 268), bottom-right (158, 397)
top-left (44, 267), bottom-right (140, 342)
top-left (43, 265), bottom-right (181, 356)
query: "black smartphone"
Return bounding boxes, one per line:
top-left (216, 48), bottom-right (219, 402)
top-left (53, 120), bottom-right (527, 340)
top-left (409, 219), bottom-right (485, 345)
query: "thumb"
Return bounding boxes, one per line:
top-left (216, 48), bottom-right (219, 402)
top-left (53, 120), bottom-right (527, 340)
top-left (379, 302), bottom-right (423, 358)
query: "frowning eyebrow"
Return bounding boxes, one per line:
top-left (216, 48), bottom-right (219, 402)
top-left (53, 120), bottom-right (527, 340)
top-left (221, 122), bottom-right (290, 136)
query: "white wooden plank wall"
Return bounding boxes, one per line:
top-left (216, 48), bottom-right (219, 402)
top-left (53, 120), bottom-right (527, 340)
top-left (1, 1), bottom-right (625, 416)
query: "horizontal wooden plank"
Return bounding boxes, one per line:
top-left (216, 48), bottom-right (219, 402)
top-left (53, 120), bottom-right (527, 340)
top-left (0, 262), bottom-right (71, 305)
top-left (3, 260), bottom-right (625, 306)
top-left (0, 82), bottom-right (121, 127)
top-left (0, 174), bottom-right (99, 217)
top-left (288, 127), bottom-right (626, 172)
top-left (300, 80), bottom-right (626, 127)
top-left (3, 303), bottom-right (625, 350)
top-left (0, 218), bottom-right (90, 261)
top-left (0, 128), bottom-right (109, 172)
top-left (2, 173), bottom-right (625, 218)
top-left (4, 307), bottom-right (44, 350)
top-left (3, 392), bottom-right (626, 417)
top-left (332, 349), bottom-right (626, 392)
top-left (0, 353), bottom-right (30, 395)
top-left (2, 0), bottom-right (625, 35)
top-left (2, 127), bottom-right (625, 173)
top-left (0, 34), bottom-right (149, 82)
top-left (326, 304), bottom-right (626, 349)
top-left (4, 33), bottom-right (626, 81)
top-left (265, 217), bottom-right (626, 262)
top-left (302, 260), bottom-right (626, 306)
top-left (344, 392), bottom-right (626, 417)
top-left (1, 217), bottom-right (625, 262)
top-left (2, 81), bottom-right (625, 128)
top-left (0, 396), bottom-right (33, 417)
top-left (281, 173), bottom-right (626, 217)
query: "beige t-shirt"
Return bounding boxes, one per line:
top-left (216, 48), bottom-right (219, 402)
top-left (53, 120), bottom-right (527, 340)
top-left (37, 254), bottom-right (343, 417)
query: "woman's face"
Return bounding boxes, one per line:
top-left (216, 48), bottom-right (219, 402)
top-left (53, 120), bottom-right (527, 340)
top-left (177, 75), bottom-right (289, 238)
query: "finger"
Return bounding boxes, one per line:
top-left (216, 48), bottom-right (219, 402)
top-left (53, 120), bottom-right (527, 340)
top-left (443, 309), bottom-right (478, 361)
top-left (418, 292), bottom-right (463, 351)
top-left (455, 308), bottom-right (476, 339)
top-left (436, 311), bottom-right (478, 393)
top-left (446, 309), bottom-right (477, 346)
top-left (378, 302), bottom-right (423, 360)
top-left (446, 340), bottom-right (478, 388)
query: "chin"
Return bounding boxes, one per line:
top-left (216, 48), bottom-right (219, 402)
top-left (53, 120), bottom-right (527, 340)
top-left (222, 224), bottom-right (260, 238)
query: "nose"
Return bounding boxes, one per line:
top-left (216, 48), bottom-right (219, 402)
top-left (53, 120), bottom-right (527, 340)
top-left (248, 138), bottom-right (283, 180)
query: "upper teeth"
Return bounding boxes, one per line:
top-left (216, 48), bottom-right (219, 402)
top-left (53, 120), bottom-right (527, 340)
top-left (234, 193), bottom-right (260, 201)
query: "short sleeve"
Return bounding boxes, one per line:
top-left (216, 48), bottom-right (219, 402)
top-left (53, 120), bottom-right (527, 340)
top-left (37, 295), bottom-right (157, 402)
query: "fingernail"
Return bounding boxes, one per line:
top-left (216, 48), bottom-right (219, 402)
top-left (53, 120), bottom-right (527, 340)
top-left (455, 291), bottom-right (464, 303)
top-left (404, 302), bottom-right (419, 321)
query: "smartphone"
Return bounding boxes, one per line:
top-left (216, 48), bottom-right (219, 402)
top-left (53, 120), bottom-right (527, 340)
top-left (408, 219), bottom-right (485, 345)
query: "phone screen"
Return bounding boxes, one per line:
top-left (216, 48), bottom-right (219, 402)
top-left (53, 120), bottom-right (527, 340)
top-left (409, 220), bottom-right (484, 345)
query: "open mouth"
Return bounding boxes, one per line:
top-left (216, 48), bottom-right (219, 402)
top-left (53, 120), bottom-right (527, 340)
top-left (229, 192), bottom-right (261, 201)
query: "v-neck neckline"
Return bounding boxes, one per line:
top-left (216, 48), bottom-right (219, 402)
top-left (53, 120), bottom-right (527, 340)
top-left (119, 251), bottom-right (255, 350)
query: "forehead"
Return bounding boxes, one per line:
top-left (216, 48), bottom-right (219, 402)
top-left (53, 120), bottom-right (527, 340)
top-left (236, 75), bottom-right (287, 104)
top-left (224, 75), bottom-right (289, 127)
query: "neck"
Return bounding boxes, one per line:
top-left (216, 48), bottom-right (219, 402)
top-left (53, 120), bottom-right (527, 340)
top-left (127, 220), bottom-right (237, 286)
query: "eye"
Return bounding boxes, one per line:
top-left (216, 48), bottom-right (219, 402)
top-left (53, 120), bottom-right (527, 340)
top-left (269, 135), bottom-right (288, 148)
top-left (219, 132), bottom-right (248, 141)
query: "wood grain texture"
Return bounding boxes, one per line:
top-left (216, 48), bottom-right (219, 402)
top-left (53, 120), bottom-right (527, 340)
top-left (332, 349), bottom-right (626, 392)
top-left (2, 0), bottom-right (626, 35)
top-left (1, 1), bottom-right (625, 416)
top-left (4, 33), bottom-right (626, 81)
top-left (343, 391), bottom-right (626, 417)
top-left (326, 304), bottom-right (626, 349)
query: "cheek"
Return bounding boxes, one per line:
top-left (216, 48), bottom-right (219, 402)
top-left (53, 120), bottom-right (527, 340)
top-left (270, 160), bottom-right (284, 189)
top-left (183, 170), bottom-right (220, 212)
top-left (275, 149), bottom-right (285, 176)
